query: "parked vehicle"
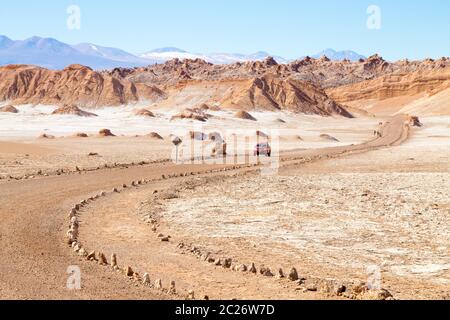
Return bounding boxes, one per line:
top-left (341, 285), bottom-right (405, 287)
top-left (254, 143), bottom-right (272, 157)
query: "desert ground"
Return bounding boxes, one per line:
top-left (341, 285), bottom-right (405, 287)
top-left (1, 55), bottom-right (450, 300)
top-left (1, 105), bottom-right (448, 300)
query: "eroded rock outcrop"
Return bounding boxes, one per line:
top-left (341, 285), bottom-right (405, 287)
top-left (52, 104), bottom-right (98, 117)
top-left (0, 105), bottom-right (18, 113)
top-left (0, 64), bottom-right (165, 107)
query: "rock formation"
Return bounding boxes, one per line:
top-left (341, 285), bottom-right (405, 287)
top-left (0, 105), bottom-right (18, 113)
top-left (148, 132), bottom-right (164, 140)
top-left (223, 75), bottom-right (352, 117)
top-left (0, 64), bottom-right (165, 107)
top-left (99, 129), bottom-right (115, 137)
top-left (1, 55), bottom-right (449, 116)
top-left (234, 111), bottom-right (257, 121)
top-left (288, 268), bottom-right (299, 281)
top-left (52, 104), bottom-right (98, 117)
top-left (134, 109), bottom-right (155, 117)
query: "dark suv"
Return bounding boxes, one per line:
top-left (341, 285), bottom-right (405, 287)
top-left (254, 143), bottom-right (272, 157)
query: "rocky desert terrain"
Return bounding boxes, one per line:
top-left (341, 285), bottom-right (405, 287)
top-left (0, 55), bottom-right (449, 300)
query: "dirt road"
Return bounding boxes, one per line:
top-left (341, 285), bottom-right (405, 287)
top-left (0, 115), bottom-right (410, 300)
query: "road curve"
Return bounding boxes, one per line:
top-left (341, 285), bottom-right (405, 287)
top-left (0, 115), bottom-right (410, 299)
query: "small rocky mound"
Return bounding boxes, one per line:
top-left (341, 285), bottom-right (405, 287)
top-left (38, 133), bottom-right (55, 139)
top-left (99, 129), bottom-right (116, 137)
top-left (280, 135), bottom-right (303, 141)
top-left (171, 109), bottom-right (208, 122)
top-left (0, 105), bottom-right (18, 113)
top-left (410, 116), bottom-right (423, 127)
top-left (148, 132), bottom-right (164, 140)
top-left (234, 111), bottom-right (257, 121)
top-left (52, 104), bottom-right (98, 117)
top-left (320, 134), bottom-right (339, 142)
top-left (134, 109), bottom-right (155, 117)
top-left (73, 133), bottom-right (89, 138)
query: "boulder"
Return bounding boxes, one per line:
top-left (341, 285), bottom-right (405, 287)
top-left (74, 132), bottom-right (89, 138)
top-left (142, 273), bottom-right (151, 285)
top-left (171, 109), bottom-right (208, 122)
top-left (260, 267), bottom-right (274, 277)
top-left (99, 129), bottom-right (116, 137)
top-left (97, 252), bottom-right (107, 265)
top-left (238, 264), bottom-right (248, 272)
top-left (148, 132), bottom-right (164, 140)
top-left (111, 253), bottom-right (118, 267)
top-left (187, 290), bottom-right (195, 300)
top-left (234, 111), bottom-right (257, 121)
top-left (320, 134), bottom-right (339, 142)
top-left (134, 109), bottom-right (155, 117)
top-left (86, 251), bottom-right (96, 261)
top-left (78, 248), bottom-right (87, 257)
top-left (288, 268), bottom-right (299, 281)
top-left (0, 105), bottom-right (18, 113)
top-left (277, 268), bottom-right (285, 278)
top-left (38, 133), bottom-right (56, 139)
top-left (361, 289), bottom-right (394, 301)
top-left (169, 281), bottom-right (177, 294)
top-left (52, 104), bottom-right (98, 117)
top-left (125, 266), bottom-right (134, 277)
top-left (223, 258), bottom-right (232, 269)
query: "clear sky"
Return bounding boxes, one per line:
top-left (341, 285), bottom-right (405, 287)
top-left (0, 0), bottom-right (449, 60)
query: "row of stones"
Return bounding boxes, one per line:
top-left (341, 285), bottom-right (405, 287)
top-left (65, 163), bottom-right (259, 299)
top-left (175, 243), bottom-right (395, 300)
top-left (0, 158), bottom-right (171, 181)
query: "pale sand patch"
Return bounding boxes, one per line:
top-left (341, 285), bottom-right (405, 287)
top-left (0, 141), bottom-right (57, 155)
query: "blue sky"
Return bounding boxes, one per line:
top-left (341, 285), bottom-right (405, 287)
top-left (0, 0), bottom-right (449, 60)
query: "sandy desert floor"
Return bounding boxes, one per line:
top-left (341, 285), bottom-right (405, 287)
top-left (0, 110), bottom-right (448, 300)
top-left (0, 106), bottom-right (378, 179)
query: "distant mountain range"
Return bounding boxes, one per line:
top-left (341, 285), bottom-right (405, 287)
top-left (0, 35), bottom-right (367, 70)
top-left (140, 48), bottom-right (290, 64)
top-left (310, 49), bottom-right (366, 62)
top-left (0, 36), bottom-right (151, 70)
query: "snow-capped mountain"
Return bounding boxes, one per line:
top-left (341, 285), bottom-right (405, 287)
top-left (140, 47), bottom-right (210, 63)
top-left (311, 49), bottom-right (366, 61)
top-left (73, 43), bottom-right (150, 64)
top-left (139, 47), bottom-right (363, 64)
top-left (0, 36), bottom-right (153, 70)
top-left (0, 35), bottom-right (367, 70)
top-left (139, 48), bottom-right (288, 64)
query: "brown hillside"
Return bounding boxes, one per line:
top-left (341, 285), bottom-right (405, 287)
top-left (328, 65), bottom-right (450, 116)
top-left (0, 64), bottom-right (165, 108)
top-left (221, 75), bottom-right (352, 117)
